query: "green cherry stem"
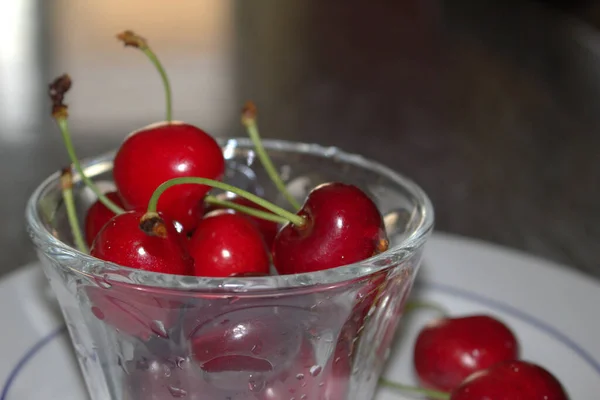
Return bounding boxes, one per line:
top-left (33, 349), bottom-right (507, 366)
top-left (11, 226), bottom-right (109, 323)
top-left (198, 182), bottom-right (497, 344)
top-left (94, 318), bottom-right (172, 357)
top-left (204, 195), bottom-right (289, 225)
top-left (60, 167), bottom-right (89, 253)
top-left (117, 30), bottom-right (172, 122)
top-left (147, 177), bottom-right (305, 227)
top-left (241, 102), bottom-right (301, 211)
top-left (379, 378), bottom-right (450, 400)
top-left (404, 300), bottom-right (449, 316)
top-left (49, 75), bottom-right (125, 215)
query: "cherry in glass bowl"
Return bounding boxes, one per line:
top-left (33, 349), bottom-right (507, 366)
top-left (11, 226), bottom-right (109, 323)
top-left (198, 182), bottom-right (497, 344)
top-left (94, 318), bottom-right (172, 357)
top-left (26, 138), bottom-right (434, 400)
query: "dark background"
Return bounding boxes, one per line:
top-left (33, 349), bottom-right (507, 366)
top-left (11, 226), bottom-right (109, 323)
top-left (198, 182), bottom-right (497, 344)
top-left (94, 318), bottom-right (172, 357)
top-left (1, 0), bottom-right (598, 277)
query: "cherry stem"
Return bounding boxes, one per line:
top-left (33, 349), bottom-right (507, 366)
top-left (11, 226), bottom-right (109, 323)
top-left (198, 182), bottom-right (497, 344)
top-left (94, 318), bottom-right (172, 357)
top-left (379, 378), bottom-right (450, 400)
top-left (56, 119), bottom-right (125, 215)
top-left (242, 102), bottom-right (301, 211)
top-left (117, 31), bottom-right (172, 122)
top-left (48, 74), bottom-right (125, 215)
top-left (204, 195), bottom-right (288, 225)
top-left (404, 300), bottom-right (448, 316)
top-left (147, 177), bottom-right (305, 227)
top-left (60, 168), bottom-right (89, 254)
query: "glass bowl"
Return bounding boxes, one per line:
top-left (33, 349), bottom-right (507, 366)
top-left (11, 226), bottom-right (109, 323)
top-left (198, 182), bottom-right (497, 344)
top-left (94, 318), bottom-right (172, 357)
top-left (26, 138), bottom-right (434, 400)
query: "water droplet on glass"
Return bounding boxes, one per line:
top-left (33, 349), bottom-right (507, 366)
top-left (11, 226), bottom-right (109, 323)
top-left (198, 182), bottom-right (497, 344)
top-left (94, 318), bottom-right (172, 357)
top-left (227, 296), bottom-right (240, 304)
top-left (163, 364), bottom-right (172, 377)
top-left (248, 377), bottom-right (266, 392)
top-left (136, 357), bottom-right (150, 371)
top-left (334, 357), bottom-right (341, 364)
top-left (300, 395), bottom-right (308, 400)
top-left (175, 356), bottom-right (186, 369)
top-left (296, 373), bottom-right (305, 380)
top-left (167, 385), bottom-right (187, 398)
top-left (251, 342), bottom-right (263, 355)
top-left (94, 276), bottom-right (112, 289)
top-left (309, 365), bottom-right (322, 377)
top-left (150, 320), bottom-right (169, 338)
top-left (321, 331), bottom-right (334, 343)
top-left (117, 356), bottom-right (129, 375)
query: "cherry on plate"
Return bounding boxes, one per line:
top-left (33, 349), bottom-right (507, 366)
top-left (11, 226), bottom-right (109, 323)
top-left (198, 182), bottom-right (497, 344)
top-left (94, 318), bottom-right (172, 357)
top-left (113, 121), bottom-right (225, 233)
top-left (450, 360), bottom-right (569, 400)
top-left (414, 314), bottom-right (519, 391)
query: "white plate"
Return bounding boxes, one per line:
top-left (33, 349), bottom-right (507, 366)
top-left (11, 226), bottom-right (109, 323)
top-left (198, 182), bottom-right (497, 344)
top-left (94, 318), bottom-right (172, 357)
top-left (1, 233), bottom-right (599, 399)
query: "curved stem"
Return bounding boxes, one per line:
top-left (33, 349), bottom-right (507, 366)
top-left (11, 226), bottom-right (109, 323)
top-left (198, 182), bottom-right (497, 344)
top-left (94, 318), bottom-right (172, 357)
top-left (379, 378), bottom-right (450, 400)
top-left (404, 300), bottom-right (449, 316)
top-left (141, 47), bottom-right (172, 122)
top-left (242, 103), bottom-right (301, 211)
top-left (148, 177), bottom-right (305, 227)
top-left (204, 196), bottom-right (286, 225)
top-left (117, 31), bottom-right (172, 122)
top-left (60, 168), bottom-right (88, 253)
top-left (56, 119), bottom-right (125, 215)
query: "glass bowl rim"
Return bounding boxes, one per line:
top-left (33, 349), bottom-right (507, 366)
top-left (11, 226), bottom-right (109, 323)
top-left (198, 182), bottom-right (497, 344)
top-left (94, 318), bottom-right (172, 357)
top-left (26, 137), bottom-right (434, 292)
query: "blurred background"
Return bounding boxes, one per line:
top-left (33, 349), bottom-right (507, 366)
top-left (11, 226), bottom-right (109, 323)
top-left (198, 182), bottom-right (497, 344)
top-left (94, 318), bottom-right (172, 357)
top-left (1, 0), bottom-right (598, 277)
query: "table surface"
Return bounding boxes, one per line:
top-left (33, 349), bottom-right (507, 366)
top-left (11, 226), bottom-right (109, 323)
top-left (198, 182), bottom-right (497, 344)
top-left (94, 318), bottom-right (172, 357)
top-left (1, 0), bottom-right (599, 277)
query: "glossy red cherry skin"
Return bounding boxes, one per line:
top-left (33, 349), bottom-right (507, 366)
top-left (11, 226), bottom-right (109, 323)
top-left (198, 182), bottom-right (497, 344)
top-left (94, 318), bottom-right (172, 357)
top-left (113, 122), bottom-right (225, 233)
top-left (272, 182), bottom-right (388, 274)
top-left (414, 315), bottom-right (519, 391)
top-left (90, 210), bottom-right (193, 275)
top-left (450, 360), bottom-right (569, 400)
top-left (84, 191), bottom-right (127, 246)
top-left (88, 211), bottom-right (192, 339)
top-left (205, 195), bottom-right (280, 249)
top-left (188, 210), bottom-right (270, 277)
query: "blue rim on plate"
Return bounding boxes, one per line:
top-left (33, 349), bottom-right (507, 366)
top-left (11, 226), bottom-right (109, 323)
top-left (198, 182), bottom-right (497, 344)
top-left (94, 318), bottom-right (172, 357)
top-left (2, 283), bottom-right (599, 399)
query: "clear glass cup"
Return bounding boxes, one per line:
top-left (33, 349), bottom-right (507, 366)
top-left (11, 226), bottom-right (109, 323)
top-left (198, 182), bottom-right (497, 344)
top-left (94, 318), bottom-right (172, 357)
top-left (26, 138), bottom-right (434, 400)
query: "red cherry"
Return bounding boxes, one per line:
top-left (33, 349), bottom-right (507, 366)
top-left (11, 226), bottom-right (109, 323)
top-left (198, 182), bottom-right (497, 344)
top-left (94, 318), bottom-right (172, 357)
top-left (90, 210), bottom-right (193, 275)
top-left (450, 360), bottom-right (569, 400)
top-left (272, 182), bottom-right (388, 274)
top-left (84, 191), bottom-right (127, 246)
top-left (188, 210), bottom-right (270, 277)
top-left (414, 315), bottom-right (519, 391)
top-left (206, 195), bottom-right (280, 249)
top-left (88, 211), bottom-right (192, 339)
top-left (113, 122), bottom-right (225, 233)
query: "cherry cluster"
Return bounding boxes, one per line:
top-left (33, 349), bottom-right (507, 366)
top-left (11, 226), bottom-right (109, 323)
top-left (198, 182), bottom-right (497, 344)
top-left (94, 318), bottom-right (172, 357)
top-left (52, 31), bottom-right (388, 279)
top-left (49, 31), bottom-right (571, 400)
